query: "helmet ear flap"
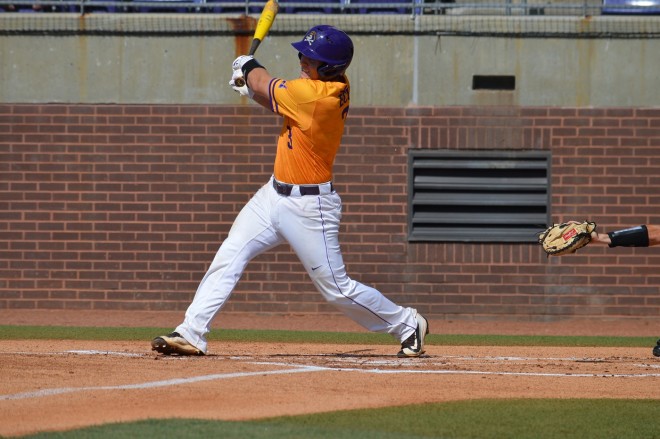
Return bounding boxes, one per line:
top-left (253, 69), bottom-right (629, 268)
top-left (298, 51), bottom-right (332, 79)
top-left (317, 63), bottom-right (340, 79)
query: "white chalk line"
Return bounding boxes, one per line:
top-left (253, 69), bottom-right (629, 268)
top-left (248, 360), bottom-right (660, 379)
top-left (0, 350), bottom-right (145, 358)
top-left (3, 350), bottom-right (659, 402)
top-left (0, 364), bottom-right (325, 401)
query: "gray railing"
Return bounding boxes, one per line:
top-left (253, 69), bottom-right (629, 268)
top-left (1, 0), bottom-right (659, 16)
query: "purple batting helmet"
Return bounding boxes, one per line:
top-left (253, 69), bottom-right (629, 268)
top-left (291, 25), bottom-right (354, 79)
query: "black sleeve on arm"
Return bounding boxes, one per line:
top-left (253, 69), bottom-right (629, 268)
top-left (608, 225), bottom-right (649, 247)
top-left (242, 59), bottom-right (265, 84)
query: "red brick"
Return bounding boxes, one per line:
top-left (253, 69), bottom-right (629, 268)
top-left (1, 104), bottom-right (658, 321)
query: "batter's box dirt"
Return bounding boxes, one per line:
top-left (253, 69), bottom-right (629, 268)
top-left (215, 350), bottom-right (660, 378)
top-left (146, 342), bottom-right (660, 376)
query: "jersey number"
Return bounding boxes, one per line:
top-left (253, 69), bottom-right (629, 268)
top-left (286, 125), bottom-right (293, 149)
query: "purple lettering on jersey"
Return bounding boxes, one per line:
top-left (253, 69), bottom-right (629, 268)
top-left (338, 85), bottom-right (349, 107)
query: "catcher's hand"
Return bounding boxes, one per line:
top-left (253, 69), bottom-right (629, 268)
top-left (538, 221), bottom-right (597, 256)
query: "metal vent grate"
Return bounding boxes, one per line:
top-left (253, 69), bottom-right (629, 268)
top-left (408, 150), bottom-right (550, 242)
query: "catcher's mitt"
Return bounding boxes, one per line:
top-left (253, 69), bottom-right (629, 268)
top-left (538, 221), bottom-right (597, 256)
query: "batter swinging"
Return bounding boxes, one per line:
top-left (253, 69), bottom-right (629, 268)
top-left (152, 25), bottom-right (428, 358)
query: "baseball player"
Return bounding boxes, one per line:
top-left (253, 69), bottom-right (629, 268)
top-left (152, 25), bottom-right (428, 358)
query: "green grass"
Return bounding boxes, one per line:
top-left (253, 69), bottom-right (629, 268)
top-left (0, 325), bottom-right (655, 348)
top-left (4, 325), bottom-right (659, 439)
top-left (18, 400), bottom-right (660, 439)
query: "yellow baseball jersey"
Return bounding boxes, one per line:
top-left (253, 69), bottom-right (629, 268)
top-left (267, 76), bottom-right (350, 185)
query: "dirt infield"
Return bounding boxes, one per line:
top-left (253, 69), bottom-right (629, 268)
top-left (1, 311), bottom-right (659, 437)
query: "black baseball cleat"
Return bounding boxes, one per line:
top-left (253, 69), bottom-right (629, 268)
top-left (151, 332), bottom-right (204, 356)
top-left (653, 339), bottom-right (660, 358)
top-left (397, 312), bottom-right (429, 358)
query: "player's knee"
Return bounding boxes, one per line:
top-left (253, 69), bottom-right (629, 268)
top-left (309, 273), bottom-right (338, 298)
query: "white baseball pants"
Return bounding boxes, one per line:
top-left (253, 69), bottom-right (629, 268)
top-left (176, 177), bottom-right (418, 353)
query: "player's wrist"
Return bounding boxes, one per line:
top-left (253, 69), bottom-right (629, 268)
top-left (242, 59), bottom-right (265, 84)
top-left (591, 232), bottom-right (610, 245)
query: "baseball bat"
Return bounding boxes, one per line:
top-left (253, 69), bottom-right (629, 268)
top-left (234, 0), bottom-right (279, 87)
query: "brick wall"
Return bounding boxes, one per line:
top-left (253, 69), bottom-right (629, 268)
top-left (1, 104), bottom-right (659, 322)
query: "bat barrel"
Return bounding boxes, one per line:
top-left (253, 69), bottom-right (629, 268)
top-left (231, 0), bottom-right (278, 92)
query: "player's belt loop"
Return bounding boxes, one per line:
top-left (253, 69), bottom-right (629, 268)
top-left (272, 179), bottom-right (334, 197)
